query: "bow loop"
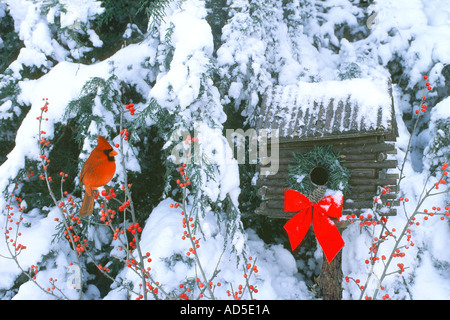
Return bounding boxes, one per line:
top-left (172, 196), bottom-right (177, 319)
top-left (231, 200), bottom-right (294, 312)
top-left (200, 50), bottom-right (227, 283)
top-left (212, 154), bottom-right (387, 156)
top-left (316, 195), bottom-right (343, 218)
top-left (283, 189), bottom-right (345, 263)
top-left (284, 189), bottom-right (311, 213)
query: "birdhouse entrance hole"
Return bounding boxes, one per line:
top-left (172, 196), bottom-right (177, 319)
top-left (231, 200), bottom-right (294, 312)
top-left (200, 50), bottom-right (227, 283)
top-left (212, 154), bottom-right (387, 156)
top-left (310, 166), bottom-right (329, 186)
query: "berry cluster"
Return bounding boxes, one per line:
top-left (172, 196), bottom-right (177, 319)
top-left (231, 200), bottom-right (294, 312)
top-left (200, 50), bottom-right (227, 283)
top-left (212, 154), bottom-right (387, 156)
top-left (176, 163), bottom-right (191, 188)
top-left (120, 128), bottom-right (130, 141)
top-left (227, 256), bottom-right (259, 300)
top-left (415, 75), bottom-right (433, 114)
top-left (36, 98), bottom-right (49, 121)
top-left (127, 222), bottom-right (142, 235)
top-left (4, 199), bottom-right (27, 254)
top-left (37, 101), bottom-right (54, 183)
top-left (29, 264), bottom-right (39, 280)
top-left (125, 103), bottom-right (136, 116)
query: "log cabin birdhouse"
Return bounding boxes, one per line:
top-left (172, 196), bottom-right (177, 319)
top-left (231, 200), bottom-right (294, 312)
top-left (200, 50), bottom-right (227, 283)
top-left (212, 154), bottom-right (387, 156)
top-left (255, 77), bottom-right (399, 219)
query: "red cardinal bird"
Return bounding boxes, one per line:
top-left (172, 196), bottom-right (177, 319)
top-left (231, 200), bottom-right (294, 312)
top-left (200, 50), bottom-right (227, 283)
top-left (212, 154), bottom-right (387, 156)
top-left (79, 136), bottom-right (118, 217)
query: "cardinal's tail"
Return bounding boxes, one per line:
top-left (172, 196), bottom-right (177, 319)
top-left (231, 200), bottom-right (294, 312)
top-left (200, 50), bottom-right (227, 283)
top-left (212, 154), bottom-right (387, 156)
top-left (79, 192), bottom-right (95, 217)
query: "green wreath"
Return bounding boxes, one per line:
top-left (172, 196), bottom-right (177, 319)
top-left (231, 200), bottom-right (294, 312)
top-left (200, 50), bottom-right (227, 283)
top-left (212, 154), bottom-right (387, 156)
top-left (287, 145), bottom-right (351, 196)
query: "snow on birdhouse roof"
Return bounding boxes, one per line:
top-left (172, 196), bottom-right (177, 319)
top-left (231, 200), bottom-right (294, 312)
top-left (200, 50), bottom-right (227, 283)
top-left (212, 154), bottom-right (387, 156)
top-left (257, 77), bottom-right (396, 141)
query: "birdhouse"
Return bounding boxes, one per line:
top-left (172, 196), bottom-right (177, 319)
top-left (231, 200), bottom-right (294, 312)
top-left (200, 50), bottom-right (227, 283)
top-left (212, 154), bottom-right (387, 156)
top-left (255, 77), bottom-right (399, 220)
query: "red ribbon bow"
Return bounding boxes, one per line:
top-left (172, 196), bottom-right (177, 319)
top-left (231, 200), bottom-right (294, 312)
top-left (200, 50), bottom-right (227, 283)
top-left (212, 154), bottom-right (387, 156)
top-left (283, 189), bottom-right (345, 263)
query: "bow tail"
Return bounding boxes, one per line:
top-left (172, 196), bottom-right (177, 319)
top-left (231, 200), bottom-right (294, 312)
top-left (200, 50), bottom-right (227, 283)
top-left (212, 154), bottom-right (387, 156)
top-left (313, 209), bottom-right (345, 263)
top-left (283, 208), bottom-right (312, 251)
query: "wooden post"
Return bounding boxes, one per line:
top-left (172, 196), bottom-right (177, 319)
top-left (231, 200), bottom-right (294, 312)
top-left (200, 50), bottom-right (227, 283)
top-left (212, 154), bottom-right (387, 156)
top-left (317, 246), bottom-right (343, 299)
top-left (316, 222), bottom-right (345, 300)
top-left (307, 173), bottom-right (344, 300)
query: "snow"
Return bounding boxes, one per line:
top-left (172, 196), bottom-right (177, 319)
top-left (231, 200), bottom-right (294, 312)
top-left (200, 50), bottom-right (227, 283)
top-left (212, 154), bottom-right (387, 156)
top-left (192, 121), bottom-right (241, 204)
top-left (0, 206), bottom-right (75, 296)
top-left (431, 97), bottom-right (450, 122)
top-left (0, 100), bottom-right (13, 119)
top-left (410, 251), bottom-right (450, 300)
top-left (149, 1), bottom-right (218, 122)
top-left (58, 0), bottom-right (104, 29)
top-left (1, 0), bottom-right (450, 301)
top-left (299, 77), bottom-right (391, 130)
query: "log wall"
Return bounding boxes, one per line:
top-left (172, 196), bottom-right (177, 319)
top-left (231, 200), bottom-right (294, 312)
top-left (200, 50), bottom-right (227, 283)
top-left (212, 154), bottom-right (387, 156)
top-left (256, 134), bottom-right (398, 218)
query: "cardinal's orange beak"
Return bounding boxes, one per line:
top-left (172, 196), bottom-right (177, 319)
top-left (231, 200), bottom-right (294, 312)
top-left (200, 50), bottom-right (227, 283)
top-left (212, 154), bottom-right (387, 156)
top-left (110, 150), bottom-right (118, 157)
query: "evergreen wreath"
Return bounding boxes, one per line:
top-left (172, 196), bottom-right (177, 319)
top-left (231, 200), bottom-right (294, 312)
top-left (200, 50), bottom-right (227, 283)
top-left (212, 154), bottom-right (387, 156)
top-left (287, 145), bottom-right (351, 196)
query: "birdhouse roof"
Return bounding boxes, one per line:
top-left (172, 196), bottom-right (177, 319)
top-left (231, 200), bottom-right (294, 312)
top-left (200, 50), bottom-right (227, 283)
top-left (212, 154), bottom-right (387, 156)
top-left (256, 77), bottom-right (397, 141)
